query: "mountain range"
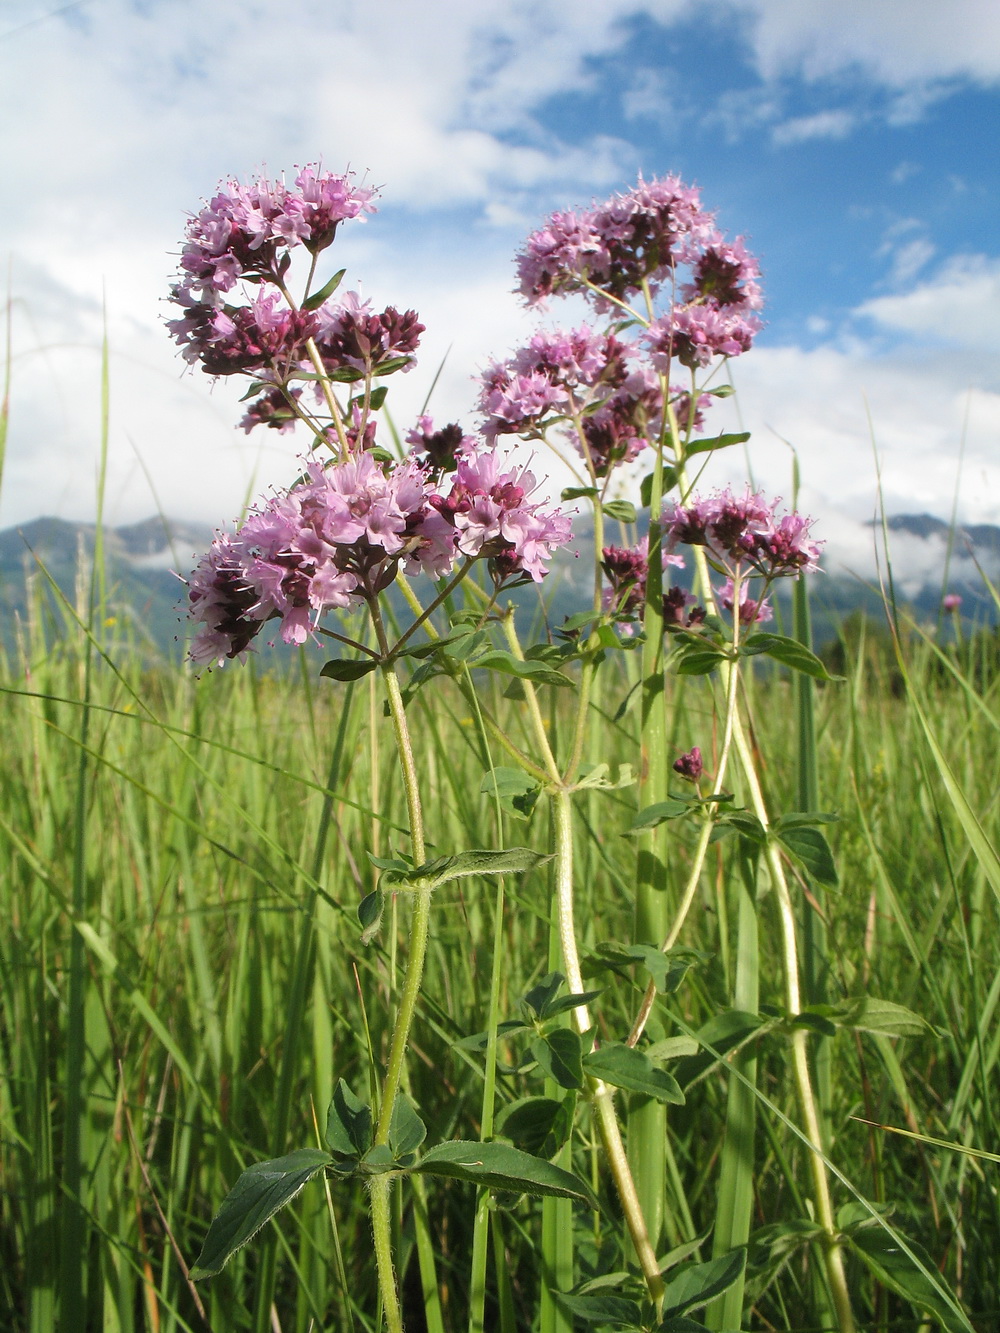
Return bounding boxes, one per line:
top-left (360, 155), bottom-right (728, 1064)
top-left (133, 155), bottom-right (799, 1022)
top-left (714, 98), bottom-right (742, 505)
top-left (1, 512), bottom-right (996, 663)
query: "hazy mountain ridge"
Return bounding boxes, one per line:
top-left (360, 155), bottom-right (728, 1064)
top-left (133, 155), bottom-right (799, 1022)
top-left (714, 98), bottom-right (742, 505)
top-left (1, 512), bottom-right (997, 661)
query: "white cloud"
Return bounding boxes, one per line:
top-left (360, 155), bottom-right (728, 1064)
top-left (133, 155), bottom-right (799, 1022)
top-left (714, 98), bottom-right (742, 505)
top-left (731, 0), bottom-right (1000, 87)
top-left (622, 68), bottom-right (676, 122)
top-left (771, 108), bottom-right (857, 146)
top-left (1, 0), bottom-right (997, 574)
top-left (890, 161), bottom-right (921, 185)
top-left (856, 255), bottom-right (1000, 348)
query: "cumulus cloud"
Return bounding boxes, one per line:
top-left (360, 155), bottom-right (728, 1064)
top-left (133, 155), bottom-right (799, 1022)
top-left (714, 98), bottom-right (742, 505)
top-left (730, 0), bottom-right (1000, 86)
top-left (1, 0), bottom-right (997, 573)
top-left (856, 254), bottom-right (1000, 348)
top-left (771, 108), bottom-right (858, 146)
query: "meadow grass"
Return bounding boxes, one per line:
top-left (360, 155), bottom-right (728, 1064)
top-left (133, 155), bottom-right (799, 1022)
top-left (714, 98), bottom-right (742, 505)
top-left (1, 559), bottom-right (998, 1332)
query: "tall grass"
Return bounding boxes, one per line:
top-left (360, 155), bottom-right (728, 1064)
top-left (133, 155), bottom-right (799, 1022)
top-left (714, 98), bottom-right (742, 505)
top-left (1, 551), bottom-right (999, 1329)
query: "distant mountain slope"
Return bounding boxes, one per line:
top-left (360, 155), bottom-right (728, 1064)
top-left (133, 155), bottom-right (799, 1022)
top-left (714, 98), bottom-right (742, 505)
top-left (0, 515), bottom-right (214, 659)
top-left (1, 512), bottom-right (996, 662)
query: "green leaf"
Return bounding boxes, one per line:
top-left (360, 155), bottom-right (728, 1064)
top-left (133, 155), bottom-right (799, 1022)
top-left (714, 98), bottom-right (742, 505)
top-left (831, 997), bottom-right (931, 1038)
top-left (366, 852), bottom-right (414, 871)
top-left (357, 889), bottom-right (385, 945)
top-left (238, 379), bottom-right (272, 402)
top-left (661, 1250), bottom-right (745, 1318)
top-left (531, 1030), bottom-right (584, 1090)
top-left (360, 1144), bottom-right (396, 1175)
top-left (718, 811), bottom-right (767, 846)
top-left (473, 650), bottom-right (572, 687)
top-left (562, 486), bottom-right (599, 501)
top-left (389, 1093), bottom-right (427, 1159)
top-left (320, 658), bottom-right (379, 682)
top-left (301, 268), bottom-right (346, 310)
top-left (625, 800), bottom-right (692, 834)
top-left (850, 1227), bottom-right (970, 1332)
top-left (774, 811), bottom-right (840, 831)
top-left (190, 1149), bottom-right (333, 1279)
top-left (325, 1080), bottom-right (372, 1158)
top-left (745, 1218), bottom-right (823, 1301)
top-left (685, 431), bottom-right (750, 458)
top-left (584, 1043), bottom-right (684, 1104)
top-left (604, 500), bottom-right (637, 523)
top-left (640, 466), bottom-right (678, 508)
top-left (574, 762), bottom-right (635, 791)
top-left (522, 972), bottom-right (565, 1018)
top-left (554, 1292), bottom-right (644, 1326)
top-left (480, 768), bottom-right (541, 821)
top-left (777, 825), bottom-right (838, 886)
top-left (657, 1318), bottom-right (712, 1332)
top-left (676, 1010), bottom-right (764, 1088)
top-left (672, 646), bottom-right (727, 676)
top-left (324, 365), bottom-right (365, 383)
top-left (374, 355), bottom-right (413, 376)
top-left (440, 629), bottom-right (489, 662)
top-left (539, 989), bottom-right (604, 1020)
top-left (592, 943), bottom-right (703, 995)
top-left (741, 632), bottom-right (840, 681)
top-left (416, 1141), bottom-right (598, 1207)
top-left (496, 1096), bottom-right (575, 1156)
top-left (428, 847), bottom-right (550, 888)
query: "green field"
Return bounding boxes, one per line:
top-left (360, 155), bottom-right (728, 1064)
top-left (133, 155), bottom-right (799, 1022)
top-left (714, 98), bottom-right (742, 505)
top-left (1, 560), bottom-right (998, 1332)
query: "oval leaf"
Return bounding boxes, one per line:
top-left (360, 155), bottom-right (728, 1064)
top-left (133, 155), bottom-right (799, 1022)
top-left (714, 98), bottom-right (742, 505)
top-left (661, 1250), bottom-right (745, 1318)
top-left (190, 1149), bottom-right (333, 1279)
top-left (741, 633), bottom-right (840, 681)
top-left (428, 847), bottom-right (550, 888)
top-left (496, 1096), bottom-right (575, 1156)
top-left (415, 1140), bottom-right (597, 1207)
top-left (474, 650), bottom-right (572, 687)
top-left (389, 1092), bottom-right (427, 1158)
top-left (325, 1080), bottom-right (372, 1158)
top-left (626, 800), bottom-right (692, 834)
top-left (777, 825), bottom-right (838, 887)
top-left (604, 500), bottom-right (637, 523)
top-left (532, 1029), bottom-right (584, 1090)
top-left (555, 1292), bottom-right (643, 1326)
top-left (584, 1043), bottom-right (684, 1104)
top-left (320, 658), bottom-right (379, 682)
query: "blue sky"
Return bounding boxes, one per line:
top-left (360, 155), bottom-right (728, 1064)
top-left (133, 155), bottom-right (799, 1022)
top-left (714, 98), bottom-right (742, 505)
top-left (2, 0), bottom-right (998, 584)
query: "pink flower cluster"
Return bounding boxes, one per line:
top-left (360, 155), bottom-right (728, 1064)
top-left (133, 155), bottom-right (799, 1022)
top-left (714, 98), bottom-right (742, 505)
top-left (600, 540), bottom-right (699, 629)
top-left (515, 175), bottom-right (763, 372)
top-left (478, 327), bottom-right (628, 440)
top-left (176, 165), bottom-right (377, 299)
top-left (188, 448), bottom-right (572, 665)
top-left (517, 175), bottom-right (714, 304)
top-left (167, 168), bottom-right (424, 391)
top-left (663, 488), bottom-right (823, 581)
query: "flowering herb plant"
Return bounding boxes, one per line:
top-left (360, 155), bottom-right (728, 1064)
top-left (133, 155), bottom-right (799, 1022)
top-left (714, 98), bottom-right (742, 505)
top-left (170, 166), bottom-right (950, 1333)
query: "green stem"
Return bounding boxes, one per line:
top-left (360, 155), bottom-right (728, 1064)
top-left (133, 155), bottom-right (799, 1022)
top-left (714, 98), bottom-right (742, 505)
top-left (630, 417), bottom-right (669, 1251)
top-left (499, 616), bottom-right (561, 784)
top-left (626, 628), bottom-right (742, 1047)
top-left (468, 670), bottom-right (506, 1333)
top-left (673, 461), bottom-right (854, 1332)
top-left (363, 657), bottom-right (432, 1331)
top-left (393, 575), bottom-right (551, 782)
top-left (388, 558), bottom-right (475, 659)
top-left (368, 1177), bottom-right (404, 1333)
top-left (552, 791), bottom-right (665, 1307)
top-left (375, 669), bottom-right (429, 1144)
